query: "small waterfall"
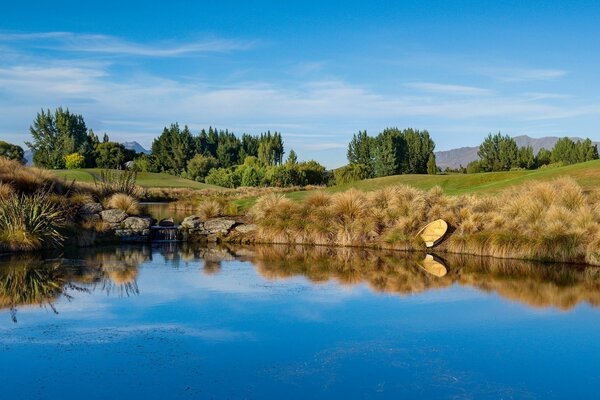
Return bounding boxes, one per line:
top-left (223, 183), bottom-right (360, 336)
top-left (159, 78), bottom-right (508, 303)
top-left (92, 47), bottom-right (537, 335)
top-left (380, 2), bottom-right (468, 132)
top-left (150, 226), bottom-right (180, 242)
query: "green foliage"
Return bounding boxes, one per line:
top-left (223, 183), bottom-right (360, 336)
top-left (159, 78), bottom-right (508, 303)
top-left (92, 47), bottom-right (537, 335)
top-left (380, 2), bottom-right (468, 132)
top-left (286, 149), bottom-right (298, 165)
top-left (151, 123), bottom-right (196, 175)
top-left (64, 153), bottom-right (85, 169)
top-left (0, 141), bottom-right (25, 164)
top-left (535, 148), bottom-right (552, 167)
top-left (466, 160), bottom-right (484, 174)
top-left (427, 153), bottom-right (437, 175)
top-left (205, 167), bottom-right (237, 188)
top-left (334, 164), bottom-right (371, 185)
top-left (187, 154), bottom-right (219, 182)
top-left (257, 131), bottom-right (284, 166)
top-left (131, 154), bottom-right (161, 173)
top-left (347, 130), bottom-right (374, 174)
top-left (26, 108), bottom-right (92, 169)
top-left (551, 137), bottom-right (599, 165)
top-left (477, 132), bottom-right (520, 172)
top-left (94, 142), bottom-right (134, 169)
top-left (347, 128), bottom-right (435, 178)
top-left (0, 191), bottom-right (65, 251)
top-left (517, 146), bottom-right (535, 169)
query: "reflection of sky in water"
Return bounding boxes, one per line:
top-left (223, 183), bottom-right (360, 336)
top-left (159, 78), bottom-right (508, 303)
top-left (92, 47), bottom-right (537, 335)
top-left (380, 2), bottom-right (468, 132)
top-left (1, 246), bottom-right (600, 399)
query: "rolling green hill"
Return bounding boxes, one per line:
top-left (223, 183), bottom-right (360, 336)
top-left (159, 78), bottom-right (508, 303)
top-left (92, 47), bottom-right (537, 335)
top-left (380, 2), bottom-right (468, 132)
top-left (285, 159), bottom-right (600, 202)
top-left (53, 169), bottom-right (220, 189)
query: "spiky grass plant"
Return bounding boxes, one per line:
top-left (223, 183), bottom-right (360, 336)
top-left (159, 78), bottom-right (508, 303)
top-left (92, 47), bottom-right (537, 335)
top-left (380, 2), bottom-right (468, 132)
top-left (95, 169), bottom-right (141, 198)
top-left (0, 191), bottom-right (66, 251)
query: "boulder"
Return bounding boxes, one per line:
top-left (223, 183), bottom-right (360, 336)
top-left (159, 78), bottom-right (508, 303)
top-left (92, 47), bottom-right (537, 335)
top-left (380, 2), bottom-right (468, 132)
top-left (122, 216), bottom-right (152, 231)
top-left (79, 202), bottom-right (103, 215)
top-left (204, 218), bottom-right (236, 234)
top-left (100, 209), bottom-right (128, 224)
top-left (159, 218), bottom-right (175, 227)
top-left (181, 215), bottom-right (204, 230)
top-left (234, 223), bottom-right (257, 234)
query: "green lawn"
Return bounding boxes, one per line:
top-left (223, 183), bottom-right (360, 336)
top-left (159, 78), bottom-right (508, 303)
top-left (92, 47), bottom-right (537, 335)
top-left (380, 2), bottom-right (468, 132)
top-left (283, 159), bottom-right (600, 202)
top-left (53, 169), bottom-right (220, 189)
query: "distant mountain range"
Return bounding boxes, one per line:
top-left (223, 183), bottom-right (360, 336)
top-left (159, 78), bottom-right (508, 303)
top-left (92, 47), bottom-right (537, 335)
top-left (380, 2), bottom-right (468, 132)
top-left (23, 141), bottom-right (150, 166)
top-left (435, 135), bottom-right (600, 169)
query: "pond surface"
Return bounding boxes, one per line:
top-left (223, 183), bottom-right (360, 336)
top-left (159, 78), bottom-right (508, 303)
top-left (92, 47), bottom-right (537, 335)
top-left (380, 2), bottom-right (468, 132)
top-left (140, 202), bottom-right (189, 224)
top-left (1, 244), bottom-right (600, 399)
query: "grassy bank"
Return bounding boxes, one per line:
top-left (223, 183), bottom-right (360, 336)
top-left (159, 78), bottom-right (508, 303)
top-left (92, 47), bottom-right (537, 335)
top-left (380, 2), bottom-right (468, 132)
top-left (249, 177), bottom-right (600, 265)
top-left (54, 168), bottom-right (220, 189)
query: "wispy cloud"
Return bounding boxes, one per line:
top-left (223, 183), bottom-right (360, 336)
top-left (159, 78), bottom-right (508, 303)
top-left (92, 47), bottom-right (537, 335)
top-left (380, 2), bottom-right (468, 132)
top-left (405, 82), bottom-right (493, 96)
top-left (478, 67), bottom-right (568, 82)
top-left (0, 31), bottom-right (255, 57)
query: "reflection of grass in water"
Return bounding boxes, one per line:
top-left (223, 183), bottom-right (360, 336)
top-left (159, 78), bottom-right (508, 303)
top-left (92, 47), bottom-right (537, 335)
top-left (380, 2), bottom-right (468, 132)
top-left (248, 244), bottom-right (600, 310)
top-left (0, 260), bottom-right (71, 322)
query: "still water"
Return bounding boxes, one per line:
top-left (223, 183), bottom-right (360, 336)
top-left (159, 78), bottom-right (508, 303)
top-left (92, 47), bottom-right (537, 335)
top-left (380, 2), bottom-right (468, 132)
top-left (1, 244), bottom-right (599, 399)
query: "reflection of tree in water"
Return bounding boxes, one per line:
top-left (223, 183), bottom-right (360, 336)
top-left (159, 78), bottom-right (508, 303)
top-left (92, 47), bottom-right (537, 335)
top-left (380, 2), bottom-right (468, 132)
top-left (0, 246), bottom-right (151, 321)
top-left (247, 245), bottom-right (600, 310)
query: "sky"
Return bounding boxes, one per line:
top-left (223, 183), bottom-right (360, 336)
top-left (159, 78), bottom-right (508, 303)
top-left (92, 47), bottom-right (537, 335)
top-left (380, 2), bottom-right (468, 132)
top-left (1, 0), bottom-right (600, 167)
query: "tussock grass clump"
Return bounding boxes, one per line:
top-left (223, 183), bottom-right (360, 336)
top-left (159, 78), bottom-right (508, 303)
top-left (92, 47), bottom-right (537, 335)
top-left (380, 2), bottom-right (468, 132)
top-left (105, 193), bottom-right (141, 215)
top-left (250, 178), bottom-right (600, 265)
top-left (0, 158), bottom-right (64, 195)
top-left (0, 191), bottom-right (66, 251)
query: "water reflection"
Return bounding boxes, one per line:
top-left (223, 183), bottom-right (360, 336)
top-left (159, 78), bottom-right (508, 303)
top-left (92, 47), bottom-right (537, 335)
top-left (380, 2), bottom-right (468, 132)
top-left (1, 244), bottom-right (599, 322)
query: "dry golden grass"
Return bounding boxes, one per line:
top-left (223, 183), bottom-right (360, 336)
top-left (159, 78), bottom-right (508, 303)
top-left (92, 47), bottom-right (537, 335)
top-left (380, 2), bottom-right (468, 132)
top-left (0, 182), bottom-right (15, 201)
top-left (105, 193), bottom-right (141, 215)
top-left (250, 177), bottom-right (600, 265)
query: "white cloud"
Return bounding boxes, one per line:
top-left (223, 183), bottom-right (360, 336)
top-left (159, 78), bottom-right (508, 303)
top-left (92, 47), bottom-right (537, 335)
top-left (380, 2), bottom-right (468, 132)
top-left (405, 82), bottom-right (493, 96)
top-left (478, 67), bottom-right (568, 82)
top-left (0, 31), bottom-right (254, 57)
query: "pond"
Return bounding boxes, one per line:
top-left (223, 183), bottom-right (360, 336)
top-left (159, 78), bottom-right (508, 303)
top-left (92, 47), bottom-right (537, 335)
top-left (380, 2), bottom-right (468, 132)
top-left (1, 244), bottom-right (600, 399)
top-left (140, 202), bottom-right (189, 224)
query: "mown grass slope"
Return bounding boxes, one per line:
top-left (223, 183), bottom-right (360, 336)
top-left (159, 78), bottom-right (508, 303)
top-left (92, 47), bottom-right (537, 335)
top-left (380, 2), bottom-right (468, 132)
top-left (286, 159), bottom-right (600, 201)
top-left (54, 169), bottom-right (220, 189)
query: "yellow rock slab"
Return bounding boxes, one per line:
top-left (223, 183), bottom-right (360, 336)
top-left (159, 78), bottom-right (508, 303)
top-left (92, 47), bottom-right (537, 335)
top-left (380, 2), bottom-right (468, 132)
top-left (417, 219), bottom-right (448, 247)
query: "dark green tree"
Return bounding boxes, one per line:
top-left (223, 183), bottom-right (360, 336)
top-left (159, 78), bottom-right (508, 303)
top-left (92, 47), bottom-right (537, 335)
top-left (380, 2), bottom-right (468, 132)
top-left (477, 132), bottom-right (519, 171)
top-left (427, 153), bottom-right (437, 174)
top-left (0, 141), bottom-right (25, 164)
top-left (94, 142), bottom-right (134, 169)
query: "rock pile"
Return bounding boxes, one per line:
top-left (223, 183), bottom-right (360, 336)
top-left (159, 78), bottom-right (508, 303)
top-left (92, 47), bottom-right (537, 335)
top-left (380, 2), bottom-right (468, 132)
top-left (78, 202), bottom-right (153, 242)
top-left (180, 215), bottom-right (256, 243)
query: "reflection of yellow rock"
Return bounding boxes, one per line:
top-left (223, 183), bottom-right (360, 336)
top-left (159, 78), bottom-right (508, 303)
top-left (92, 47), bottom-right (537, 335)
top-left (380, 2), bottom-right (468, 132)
top-left (106, 268), bottom-right (138, 284)
top-left (418, 254), bottom-right (447, 277)
top-left (417, 219), bottom-right (448, 247)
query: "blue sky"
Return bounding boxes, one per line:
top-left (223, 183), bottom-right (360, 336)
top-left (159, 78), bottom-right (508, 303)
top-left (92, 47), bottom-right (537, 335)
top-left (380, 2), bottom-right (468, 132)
top-left (1, 0), bottom-right (600, 167)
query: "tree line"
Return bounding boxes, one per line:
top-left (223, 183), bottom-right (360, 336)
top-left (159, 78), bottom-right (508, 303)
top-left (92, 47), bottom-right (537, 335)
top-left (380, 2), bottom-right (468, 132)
top-left (20, 108), bottom-right (327, 187)
top-left (338, 127), bottom-right (436, 184)
top-left (466, 132), bottom-right (599, 173)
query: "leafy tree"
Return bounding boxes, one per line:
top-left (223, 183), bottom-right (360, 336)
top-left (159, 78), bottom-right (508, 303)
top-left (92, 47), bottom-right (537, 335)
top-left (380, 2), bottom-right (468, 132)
top-left (205, 167), bottom-right (236, 188)
top-left (517, 146), bottom-right (535, 169)
top-left (334, 164), bottom-right (371, 185)
top-left (0, 141), bottom-right (25, 163)
top-left (151, 123), bottom-right (196, 174)
top-left (477, 132), bottom-right (519, 171)
top-left (257, 131), bottom-right (284, 166)
top-left (187, 154), bottom-right (219, 182)
top-left (94, 142), bottom-right (134, 169)
top-left (286, 149), bottom-right (298, 165)
top-left (26, 108), bottom-right (91, 169)
top-left (64, 153), bottom-right (85, 169)
top-left (297, 160), bottom-right (327, 185)
top-left (535, 148), bottom-right (552, 167)
top-left (427, 153), bottom-right (437, 175)
top-left (404, 128), bottom-right (435, 174)
top-left (466, 160), bottom-right (484, 174)
top-left (347, 130), bottom-right (374, 175)
top-left (131, 154), bottom-right (161, 173)
top-left (372, 128), bottom-right (404, 177)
